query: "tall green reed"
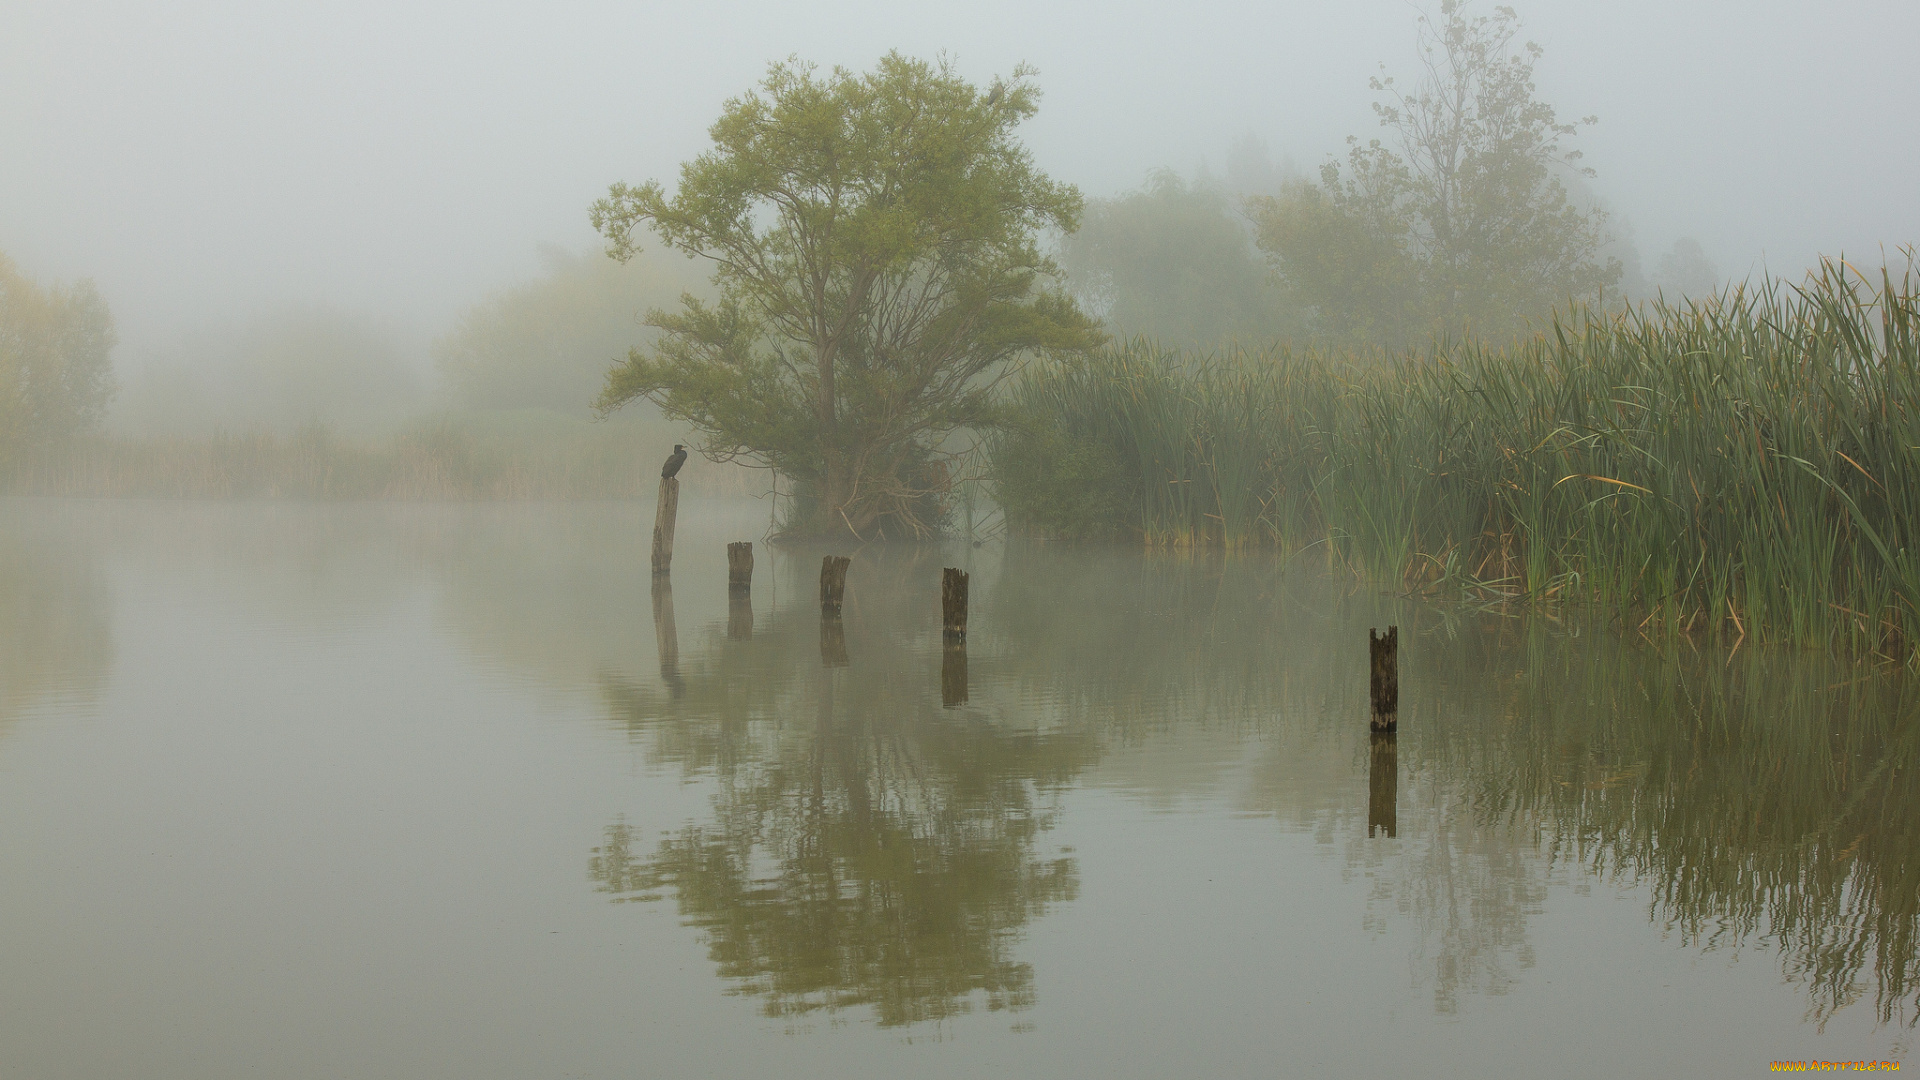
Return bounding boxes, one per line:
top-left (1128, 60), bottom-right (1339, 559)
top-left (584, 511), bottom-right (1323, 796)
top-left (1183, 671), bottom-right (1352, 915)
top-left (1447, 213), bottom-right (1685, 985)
top-left (992, 258), bottom-right (1920, 651)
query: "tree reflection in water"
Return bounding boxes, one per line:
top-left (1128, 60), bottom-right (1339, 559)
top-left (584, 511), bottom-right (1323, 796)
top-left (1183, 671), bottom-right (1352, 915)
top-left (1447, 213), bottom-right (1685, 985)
top-left (583, 537), bottom-right (1920, 1029)
top-left (0, 508), bottom-right (112, 731)
top-left (593, 547), bottom-right (1093, 1026)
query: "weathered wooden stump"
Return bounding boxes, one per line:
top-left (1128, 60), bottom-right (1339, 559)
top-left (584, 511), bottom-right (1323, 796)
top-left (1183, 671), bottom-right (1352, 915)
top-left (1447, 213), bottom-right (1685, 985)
top-left (820, 614), bottom-right (849, 668)
top-left (650, 476), bottom-right (679, 576)
top-left (819, 555), bottom-right (850, 614)
top-left (942, 567), bottom-right (969, 641)
top-left (727, 541), bottom-right (753, 593)
top-left (1368, 732), bottom-right (1397, 838)
top-left (941, 642), bottom-right (968, 707)
top-left (1369, 625), bottom-right (1398, 733)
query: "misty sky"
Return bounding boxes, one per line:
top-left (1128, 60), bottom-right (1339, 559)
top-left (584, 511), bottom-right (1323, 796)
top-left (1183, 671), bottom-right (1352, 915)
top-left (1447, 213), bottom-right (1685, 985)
top-left (4, 0), bottom-right (1916, 371)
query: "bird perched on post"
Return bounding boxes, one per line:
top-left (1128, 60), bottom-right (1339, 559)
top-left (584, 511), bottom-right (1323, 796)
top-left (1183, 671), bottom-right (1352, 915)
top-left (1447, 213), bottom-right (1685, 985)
top-left (661, 444), bottom-right (688, 479)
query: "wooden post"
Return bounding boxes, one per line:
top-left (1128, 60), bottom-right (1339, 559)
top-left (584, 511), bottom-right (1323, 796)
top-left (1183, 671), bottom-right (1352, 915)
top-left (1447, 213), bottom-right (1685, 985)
top-left (819, 555), bottom-right (850, 614)
top-left (651, 477), bottom-right (679, 576)
top-left (941, 567), bottom-right (968, 642)
top-left (1368, 732), bottom-right (1397, 838)
top-left (727, 541), bottom-right (753, 593)
top-left (1369, 625), bottom-right (1398, 732)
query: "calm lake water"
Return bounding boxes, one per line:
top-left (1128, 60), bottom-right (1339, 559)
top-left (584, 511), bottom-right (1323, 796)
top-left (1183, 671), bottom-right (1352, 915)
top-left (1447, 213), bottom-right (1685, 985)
top-left (1, 497), bottom-right (1914, 1078)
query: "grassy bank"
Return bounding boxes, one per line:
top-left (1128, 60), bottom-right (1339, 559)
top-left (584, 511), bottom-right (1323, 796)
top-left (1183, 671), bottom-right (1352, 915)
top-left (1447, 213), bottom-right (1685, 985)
top-left (4, 410), bottom-right (765, 500)
top-left (992, 259), bottom-right (1920, 651)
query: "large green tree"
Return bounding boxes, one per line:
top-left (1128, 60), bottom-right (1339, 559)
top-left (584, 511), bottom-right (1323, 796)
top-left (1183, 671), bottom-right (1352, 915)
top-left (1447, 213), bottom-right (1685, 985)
top-left (591, 53), bottom-right (1099, 538)
top-left (0, 252), bottom-right (116, 468)
top-left (1251, 1), bottom-right (1620, 347)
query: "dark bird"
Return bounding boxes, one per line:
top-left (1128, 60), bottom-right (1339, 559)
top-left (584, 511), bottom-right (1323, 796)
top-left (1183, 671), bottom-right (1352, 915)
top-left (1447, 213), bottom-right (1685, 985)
top-left (661, 444), bottom-right (688, 479)
top-left (984, 82), bottom-right (1003, 108)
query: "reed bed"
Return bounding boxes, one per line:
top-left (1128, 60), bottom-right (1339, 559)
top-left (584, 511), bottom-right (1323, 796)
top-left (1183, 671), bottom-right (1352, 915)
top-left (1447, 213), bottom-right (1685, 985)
top-left (992, 259), bottom-right (1920, 651)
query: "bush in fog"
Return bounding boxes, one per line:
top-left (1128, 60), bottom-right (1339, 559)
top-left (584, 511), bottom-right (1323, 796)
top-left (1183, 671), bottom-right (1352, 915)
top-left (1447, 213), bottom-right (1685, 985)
top-left (0, 252), bottom-right (116, 464)
top-left (1058, 170), bottom-right (1303, 348)
top-left (1251, 1), bottom-right (1619, 347)
top-left (1653, 238), bottom-right (1721, 301)
top-left (115, 309), bottom-right (420, 437)
top-left (434, 245), bottom-right (704, 417)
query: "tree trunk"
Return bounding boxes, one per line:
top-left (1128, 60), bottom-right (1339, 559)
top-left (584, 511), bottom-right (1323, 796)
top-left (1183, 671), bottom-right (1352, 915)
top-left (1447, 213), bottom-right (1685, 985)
top-left (818, 338), bottom-right (842, 534)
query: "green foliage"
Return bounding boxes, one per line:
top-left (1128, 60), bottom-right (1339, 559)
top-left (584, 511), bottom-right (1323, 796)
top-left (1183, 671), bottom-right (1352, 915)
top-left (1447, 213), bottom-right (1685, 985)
top-left (435, 245), bottom-right (705, 416)
top-left (1251, 1), bottom-right (1619, 346)
top-left (590, 53), bottom-right (1101, 538)
top-left (1058, 170), bottom-right (1302, 347)
top-left (991, 411), bottom-right (1134, 539)
top-left (0, 252), bottom-right (116, 465)
top-left (993, 257), bottom-right (1920, 653)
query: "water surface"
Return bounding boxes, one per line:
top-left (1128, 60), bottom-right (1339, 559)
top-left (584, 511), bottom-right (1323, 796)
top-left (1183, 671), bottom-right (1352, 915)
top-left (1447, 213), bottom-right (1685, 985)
top-left (0, 497), bottom-right (1913, 1077)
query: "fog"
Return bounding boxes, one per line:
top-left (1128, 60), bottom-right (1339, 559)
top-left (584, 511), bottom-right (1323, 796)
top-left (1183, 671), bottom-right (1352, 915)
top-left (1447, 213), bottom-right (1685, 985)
top-left (4, 0), bottom-right (1916, 412)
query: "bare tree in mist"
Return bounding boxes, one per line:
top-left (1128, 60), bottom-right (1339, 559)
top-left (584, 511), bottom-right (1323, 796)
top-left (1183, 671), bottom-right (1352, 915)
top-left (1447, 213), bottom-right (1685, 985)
top-left (1058, 169), bottom-right (1303, 348)
top-left (1252, 1), bottom-right (1619, 346)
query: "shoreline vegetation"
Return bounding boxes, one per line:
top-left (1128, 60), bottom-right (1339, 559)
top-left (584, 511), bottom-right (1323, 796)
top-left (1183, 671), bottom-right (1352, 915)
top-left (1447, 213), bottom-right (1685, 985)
top-left (2, 411), bottom-right (765, 501)
top-left (991, 259), bottom-right (1920, 653)
top-left (10, 257), bottom-right (1920, 655)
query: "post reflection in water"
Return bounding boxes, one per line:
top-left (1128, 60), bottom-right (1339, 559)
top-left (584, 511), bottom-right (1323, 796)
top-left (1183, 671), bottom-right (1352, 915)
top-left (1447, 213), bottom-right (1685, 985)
top-left (1367, 732), bottom-right (1396, 838)
top-left (582, 537), bottom-right (1920, 1031)
top-left (651, 577), bottom-right (682, 698)
top-left (819, 614), bottom-right (848, 668)
top-left (727, 592), bottom-right (752, 641)
top-left (941, 642), bottom-right (968, 707)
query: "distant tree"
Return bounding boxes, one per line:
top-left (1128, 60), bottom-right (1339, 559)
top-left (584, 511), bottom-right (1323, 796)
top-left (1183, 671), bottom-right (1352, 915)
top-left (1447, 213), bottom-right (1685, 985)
top-left (116, 308), bottom-right (418, 437)
top-left (0, 252), bottom-right (116, 465)
top-left (1251, 1), bottom-right (1620, 346)
top-left (1059, 169), bottom-right (1303, 348)
top-left (590, 53), bottom-right (1100, 538)
top-left (435, 246), bottom-right (704, 416)
top-left (1653, 238), bottom-right (1720, 301)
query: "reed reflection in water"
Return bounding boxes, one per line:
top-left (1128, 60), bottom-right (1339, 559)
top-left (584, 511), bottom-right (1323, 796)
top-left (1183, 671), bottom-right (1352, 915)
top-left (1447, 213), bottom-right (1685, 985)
top-left (589, 539), bottom-right (1920, 1030)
